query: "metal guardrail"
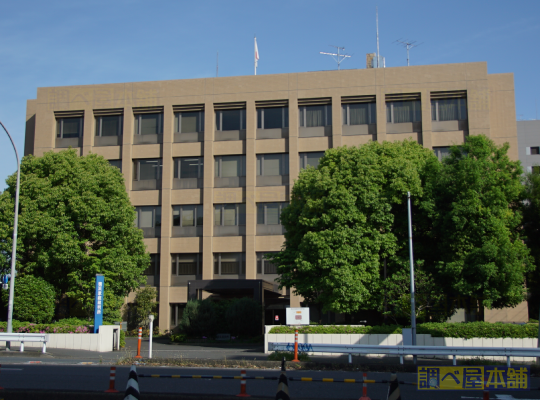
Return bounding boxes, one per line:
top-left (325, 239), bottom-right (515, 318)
top-left (268, 342), bottom-right (540, 366)
top-left (0, 332), bottom-right (48, 353)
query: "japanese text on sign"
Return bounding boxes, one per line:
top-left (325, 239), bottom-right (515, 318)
top-left (417, 366), bottom-right (529, 391)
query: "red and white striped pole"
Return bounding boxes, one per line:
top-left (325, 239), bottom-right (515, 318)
top-left (236, 369), bottom-right (250, 397)
top-left (135, 327), bottom-right (143, 359)
top-left (358, 372), bottom-right (371, 400)
top-left (104, 366), bottom-right (119, 393)
top-left (292, 329), bottom-right (300, 363)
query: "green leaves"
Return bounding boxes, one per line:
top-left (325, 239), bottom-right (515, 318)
top-left (0, 149), bottom-right (150, 319)
top-left (0, 275), bottom-right (55, 323)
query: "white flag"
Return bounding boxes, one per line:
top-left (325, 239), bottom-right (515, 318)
top-left (255, 37), bottom-right (259, 68)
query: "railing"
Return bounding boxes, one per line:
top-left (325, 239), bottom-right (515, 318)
top-left (0, 332), bottom-right (49, 353)
top-left (268, 342), bottom-right (540, 366)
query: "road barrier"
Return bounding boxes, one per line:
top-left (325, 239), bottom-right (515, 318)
top-left (387, 373), bottom-right (401, 400)
top-left (275, 358), bottom-right (290, 400)
top-left (237, 369), bottom-right (250, 397)
top-left (292, 330), bottom-right (300, 363)
top-left (124, 365), bottom-right (140, 400)
top-left (134, 328), bottom-right (142, 359)
top-left (269, 341), bottom-right (540, 366)
top-left (359, 372), bottom-right (371, 400)
top-left (104, 366), bottom-right (119, 393)
top-left (0, 332), bottom-right (48, 353)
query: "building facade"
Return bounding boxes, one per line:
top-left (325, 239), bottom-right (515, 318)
top-left (24, 62), bottom-right (520, 330)
top-left (517, 120), bottom-right (540, 173)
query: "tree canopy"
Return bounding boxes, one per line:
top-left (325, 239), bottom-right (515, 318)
top-left (271, 136), bottom-right (532, 321)
top-left (0, 150), bottom-right (149, 320)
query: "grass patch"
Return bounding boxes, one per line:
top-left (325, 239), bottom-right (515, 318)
top-left (268, 351), bottom-right (310, 362)
top-left (458, 357), bottom-right (507, 366)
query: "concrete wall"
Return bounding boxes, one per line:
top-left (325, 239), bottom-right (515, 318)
top-left (517, 120), bottom-right (540, 172)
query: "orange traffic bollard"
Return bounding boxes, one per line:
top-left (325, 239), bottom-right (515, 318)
top-left (104, 366), bottom-right (119, 393)
top-left (135, 327), bottom-right (143, 359)
top-left (358, 372), bottom-right (371, 400)
top-left (236, 369), bottom-right (250, 397)
top-left (292, 330), bottom-right (300, 363)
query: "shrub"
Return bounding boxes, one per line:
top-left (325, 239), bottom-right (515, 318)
top-left (226, 297), bottom-right (262, 337)
top-left (0, 275), bottom-right (55, 323)
top-left (268, 325), bottom-right (401, 334)
top-left (130, 285), bottom-right (158, 329)
top-left (268, 351), bottom-right (310, 362)
top-left (0, 319), bottom-right (91, 333)
top-left (179, 299), bottom-right (199, 336)
top-left (170, 333), bottom-right (187, 343)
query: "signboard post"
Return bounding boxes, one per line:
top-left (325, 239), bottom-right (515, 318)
top-left (286, 307), bottom-right (310, 325)
top-left (93, 274), bottom-right (104, 333)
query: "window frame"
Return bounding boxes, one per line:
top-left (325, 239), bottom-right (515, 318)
top-left (132, 159), bottom-right (163, 181)
top-left (95, 115), bottom-right (123, 137)
top-left (134, 206), bottom-right (161, 229)
top-left (56, 117), bottom-right (84, 139)
top-left (214, 155), bottom-right (246, 178)
top-left (256, 153), bottom-right (289, 176)
top-left (213, 252), bottom-right (245, 275)
top-left (342, 103), bottom-right (376, 126)
top-left (175, 111), bottom-right (205, 133)
top-left (215, 109), bottom-right (246, 131)
top-left (257, 252), bottom-right (279, 275)
top-left (134, 113), bottom-right (163, 135)
top-left (257, 107), bottom-right (289, 129)
top-left (386, 100), bottom-right (422, 123)
top-left (257, 202), bottom-right (288, 225)
top-left (214, 203), bottom-right (246, 226)
top-left (298, 105), bottom-right (332, 127)
top-left (174, 157), bottom-right (204, 179)
top-left (299, 151), bottom-right (325, 170)
top-left (171, 253), bottom-right (202, 276)
top-left (431, 98), bottom-right (468, 122)
top-left (172, 204), bottom-right (203, 227)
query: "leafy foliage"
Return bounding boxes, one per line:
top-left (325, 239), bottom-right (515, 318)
top-left (269, 325), bottom-right (402, 334)
top-left (0, 318), bottom-right (91, 333)
top-left (0, 150), bottom-right (149, 319)
top-left (523, 170), bottom-right (540, 317)
top-left (426, 136), bottom-right (532, 309)
top-left (225, 297), bottom-right (262, 337)
top-left (268, 351), bottom-right (310, 361)
top-left (1, 275), bottom-right (55, 323)
top-left (131, 285), bottom-right (158, 328)
top-left (269, 140), bottom-right (438, 316)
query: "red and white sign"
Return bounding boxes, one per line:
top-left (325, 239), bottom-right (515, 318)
top-left (275, 315), bottom-right (279, 321)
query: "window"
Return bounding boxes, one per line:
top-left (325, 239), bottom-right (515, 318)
top-left (257, 202), bottom-right (288, 225)
top-left (216, 109), bottom-right (245, 131)
top-left (144, 254), bottom-right (160, 276)
top-left (257, 154), bottom-right (289, 176)
top-left (299, 152), bottom-right (325, 169)
top-left (133, 159), bottom-right (162, 181)
top-left (135, 206), bottom-right (161, 228)
top-left (257, 107), bottom-right (289, 129)
top-left (214, 204), bottom-right (246, 226)
top-left (342, 103), bottom-right (376, 125)
top-left (531, 147), bottom-right (540, 155)
top-left (108, 160), bottom-right (122, 170)
top-left (173, 205), bottom-right (203, 227)
top-left (214, 155), bottom-right (246, 178)
top-left (57, 117), bottom-right (83, 138)
top-left (299, 105), bottom-right (332, 127)
top-left (257, 252), bottom-right (279, 274)
top-left (533, 166), bottom-right (540, 174)
top-left (172, 253), bottom-right (202, 276)
top-left (95, 115), bottom-right (123, 137)
top-left (134, 113), bottom-right (163, 135)
top-left (386, 101), bottom-right (421, 123)
top-left (431, 98), bottom-right (467, 121)
top-left (214, 253), bottom-right (245, 275)
top-left (433, 147), bottom-right (451, 162)
top-left (175, 111), bottom-right (204, 133)
top-left (174, 157), bottom-right (204, 179)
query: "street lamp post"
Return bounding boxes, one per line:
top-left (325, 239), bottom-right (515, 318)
top-left (407, 192), bottom-right (417, 364)
top-left (0, 121), bottom-right (21, 351)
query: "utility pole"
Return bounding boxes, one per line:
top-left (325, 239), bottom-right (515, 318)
top-left (407, 192), bottom-right (417, 364)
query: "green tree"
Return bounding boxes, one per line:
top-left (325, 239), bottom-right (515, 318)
top-left (0, 275), bottom-right (55, 323)
top-left (270, 140), bottom-right (438, 317)
top-left (131, 285), bottom-right (158, 328)
top-left (0, 150), bottom-right (150, 319)
top-left (427, 135), bottom-right (532, 311)
top-left (522, 169), bottom-right (540, 317)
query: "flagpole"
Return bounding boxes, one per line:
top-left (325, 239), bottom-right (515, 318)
top-left (254, 36), bottom-right (257, 75)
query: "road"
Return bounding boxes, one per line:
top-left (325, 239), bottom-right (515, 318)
top-left (1, 364), bottom-right (540, 399)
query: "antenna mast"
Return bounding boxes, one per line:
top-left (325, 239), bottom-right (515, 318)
top-left (376, 6), bottom-right (380, 68)
top-left (394, 39), bottom-right (422, 66)
top-left (320, 45), bottom-right (351, 70)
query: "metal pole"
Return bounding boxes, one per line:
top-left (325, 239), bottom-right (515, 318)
top-left (148, 314), bottom-right (154, 359)
top-left (407, 192), bottom-right (417, 364)
top-left (0, 121), bottom-right (21, 352)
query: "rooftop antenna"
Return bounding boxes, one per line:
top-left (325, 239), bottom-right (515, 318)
top-left (376, 6), bottom-right (380, 68)
top-left (320, 45), bottom-right (351, 70)
top-left (394, 39), bottom-right (423, 66)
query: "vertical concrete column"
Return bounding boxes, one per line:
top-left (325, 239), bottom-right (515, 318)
top-left (82, 108), bottom-right (94, 156)
top-left (202, 100), bottom-right (215, 280)
top-left (159, 103), bottom-right (174, 331)
top-left (420, 89), bottom-right (433, 149)
top-left (122, 106), bottom-right (134, 192)
top-left (376, 89), bottom-right (387, 143)
top-left (288, 97), bottom-right (299, 184)
top-left (331, 95), bottom-right (342, 148)
top-left (245, 100), bottom-right (257, 280)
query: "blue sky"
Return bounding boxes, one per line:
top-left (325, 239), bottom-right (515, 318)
top-left (1, 0), bottom-right (539, 188)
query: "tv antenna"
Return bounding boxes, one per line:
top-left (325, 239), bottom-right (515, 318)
top-left (320, 45), bottom-right (351, 70)
top-left (394, 39), bottom-right (423, 66)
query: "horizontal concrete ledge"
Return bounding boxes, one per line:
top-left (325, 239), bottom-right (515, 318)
top-left (0, 349), bottom-right (53, 358)
top-left (0, 389), bottom-right (275, 400)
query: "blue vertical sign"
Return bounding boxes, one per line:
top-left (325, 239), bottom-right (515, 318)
top-left (93, 274), bottom-right (104, 333)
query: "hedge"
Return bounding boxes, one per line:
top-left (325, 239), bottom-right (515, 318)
top-left (268, 322), bottom-right (539, 339)
top-left (0, 318), bottom-right (91, 334)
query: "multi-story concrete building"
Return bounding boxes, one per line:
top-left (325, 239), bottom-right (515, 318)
top-left (24, 62), bottom-right (522, 331)
top-left (517, 120), bottom-right (540, 173)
